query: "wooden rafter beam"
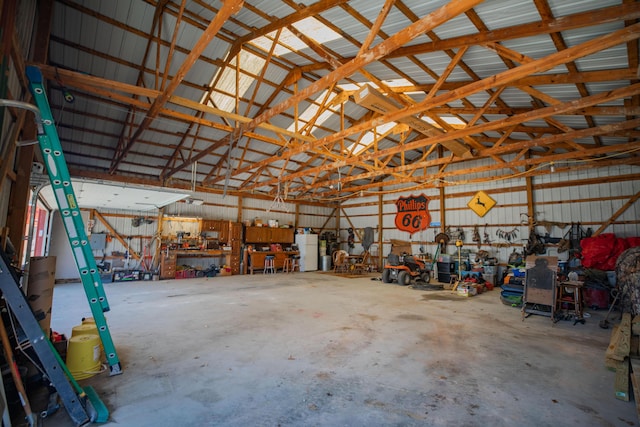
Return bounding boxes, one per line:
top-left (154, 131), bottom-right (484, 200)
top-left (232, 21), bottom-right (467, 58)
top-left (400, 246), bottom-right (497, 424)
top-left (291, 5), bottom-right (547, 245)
top-left (480, 42), bottom-right (588, 153)
top-left (228, 0), bottom-right (350, 58)
top-left (167, 0), bottom-right (486, 178)
top-left (244, 0), bottom-right (485, 133)
top-left (34, 64), bottom-right (314, 145)
top-left (533, 0), bottom-right (601, 146)
top-left (386, 69), bottom-right (638, 93)
top-left (236, 21), bottom-right (640, 190)
top-left (252, 80), bottom-right (640, 194)
top-left (108, 0), bottom-right (244, 174)
top-left (387, 2), bottom-right (640, 59)
top-left (358, 0), bottom-right (395, 55)
top-left (309, 138), bottom-right (640, 198)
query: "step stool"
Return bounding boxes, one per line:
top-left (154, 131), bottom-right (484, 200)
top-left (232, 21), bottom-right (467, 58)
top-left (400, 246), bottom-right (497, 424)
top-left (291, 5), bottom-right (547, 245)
top-left (264, 255), bottom-right (275, 274)
top-left (283, 255), bottom-right (300, 273)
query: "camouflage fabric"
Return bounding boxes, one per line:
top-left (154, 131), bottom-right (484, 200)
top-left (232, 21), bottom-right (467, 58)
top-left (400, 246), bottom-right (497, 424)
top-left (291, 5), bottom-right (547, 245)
top-left (617, 247), bottom-right (640, 315)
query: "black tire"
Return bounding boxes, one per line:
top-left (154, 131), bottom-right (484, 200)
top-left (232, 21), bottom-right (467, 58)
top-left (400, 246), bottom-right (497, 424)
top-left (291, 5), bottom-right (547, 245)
top-left (382, 268), bottom-right (392, 283)
top-left (398, 271), bottom-right (410, 286)
top-left (421, 272), bottom-right (430, 284)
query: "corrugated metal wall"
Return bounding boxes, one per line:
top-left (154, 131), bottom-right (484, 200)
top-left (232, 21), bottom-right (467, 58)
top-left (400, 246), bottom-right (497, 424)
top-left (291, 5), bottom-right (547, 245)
top-left (49, 164), bottom-right (638, 279)
top-left (52, 192), bottom-right (338, 279)
top-left (340, 166), bottom-right (640, 269)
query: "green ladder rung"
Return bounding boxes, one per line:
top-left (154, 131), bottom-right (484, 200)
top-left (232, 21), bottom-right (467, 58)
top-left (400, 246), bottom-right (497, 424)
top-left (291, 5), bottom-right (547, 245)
top-left (26, 65), bottom-right (122, 375)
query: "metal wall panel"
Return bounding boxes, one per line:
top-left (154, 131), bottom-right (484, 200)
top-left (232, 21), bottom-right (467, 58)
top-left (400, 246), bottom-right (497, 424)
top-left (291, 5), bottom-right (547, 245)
top-left (339, 165), bottom-right (639, 266)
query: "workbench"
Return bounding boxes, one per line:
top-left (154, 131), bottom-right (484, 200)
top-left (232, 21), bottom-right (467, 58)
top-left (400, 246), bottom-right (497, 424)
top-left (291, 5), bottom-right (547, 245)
top-left (160, 250), bottom-right (232, 279)
top-left (246, 251), bottom-right (299, 274)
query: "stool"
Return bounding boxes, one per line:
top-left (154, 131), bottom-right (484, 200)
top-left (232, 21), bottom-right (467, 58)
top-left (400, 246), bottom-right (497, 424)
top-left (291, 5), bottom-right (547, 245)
top-left (264, 255), bottom-right (275, 274)
top-left (283, 258), bottom-right (293, 273)
top-left (555, 280), bottom-right (585, 325)
top-left (290, 255), bottom-right (300, 273)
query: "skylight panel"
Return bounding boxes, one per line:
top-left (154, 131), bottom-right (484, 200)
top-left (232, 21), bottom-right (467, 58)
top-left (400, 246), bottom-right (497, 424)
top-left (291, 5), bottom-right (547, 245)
top-left (287, 90), bottom-right (338, 133)
top-left (249, 17), bottom-right (342, 58)
top-left (422, 116), bottom-right (467, 126)
top-left (338, 79), bottom-right (422, 95)
top-left (291, 17), bottom-right (341, 44)
top-left (348, 122), bottom-right (397, 155)
top-left (201, 50), bottom-right (265, 112)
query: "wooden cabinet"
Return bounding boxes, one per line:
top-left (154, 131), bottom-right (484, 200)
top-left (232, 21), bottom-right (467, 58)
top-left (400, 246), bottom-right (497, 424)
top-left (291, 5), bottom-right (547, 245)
top-left (245, 226), bottom-right (294, 244)
top-left (202, 220), bottom-right (229, 243)
top-left (229, 223), bottom-right (243, 274)
top-left (197, 220), bottom-right (243, 275)
top-left (160, 251), bottom-right (177, 279)
top-left (245, 226), bottom-right (268, 243)
top-left (270, 227), bottom-right (294, 244)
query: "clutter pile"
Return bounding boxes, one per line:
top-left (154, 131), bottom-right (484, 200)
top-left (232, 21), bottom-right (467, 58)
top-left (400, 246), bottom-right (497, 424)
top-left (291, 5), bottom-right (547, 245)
top-left (454, 271), bottom-right (495, 297)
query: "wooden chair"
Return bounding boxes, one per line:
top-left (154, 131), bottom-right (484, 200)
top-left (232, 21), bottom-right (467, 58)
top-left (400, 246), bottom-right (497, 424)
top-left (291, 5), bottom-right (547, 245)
top-left (333, 250), bottom-right (349, 273)
top-left (352, 250), bottom-right (371, 274)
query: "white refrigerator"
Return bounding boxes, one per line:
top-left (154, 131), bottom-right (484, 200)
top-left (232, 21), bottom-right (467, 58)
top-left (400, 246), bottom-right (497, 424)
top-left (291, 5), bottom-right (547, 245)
top-left (295, 234), bottom-right (318, 272)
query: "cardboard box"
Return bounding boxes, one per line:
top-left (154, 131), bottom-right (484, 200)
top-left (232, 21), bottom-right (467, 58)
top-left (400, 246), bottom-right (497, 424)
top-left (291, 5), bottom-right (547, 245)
top-left (390, 239), bottom-right (412, 256)
top-left (457, 284), bottom-right (478, 297)
top-left (27, 256), bottom-right (57, 332)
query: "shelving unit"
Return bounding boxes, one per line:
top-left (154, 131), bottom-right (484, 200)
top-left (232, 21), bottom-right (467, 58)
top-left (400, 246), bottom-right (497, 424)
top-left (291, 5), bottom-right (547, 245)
top-left (437, 261), bottom-right (457, 283)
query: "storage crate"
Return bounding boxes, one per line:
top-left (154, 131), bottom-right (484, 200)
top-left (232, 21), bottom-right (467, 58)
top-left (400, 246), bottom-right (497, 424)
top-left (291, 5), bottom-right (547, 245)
top-left (484, 274), bottom-right (496, 286)
top-left (100, 273), bottom-right (113, 283)
top-left (483, 265), bottom-right (496, 275)
top-left (113, 270), bottom-right (140, 282)
top-left (176, 269), bottom-right (196, 279)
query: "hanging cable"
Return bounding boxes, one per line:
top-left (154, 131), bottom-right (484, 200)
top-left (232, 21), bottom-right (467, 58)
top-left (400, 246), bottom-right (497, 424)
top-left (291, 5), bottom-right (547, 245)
top-left (190, 161), bottom-right (197, 192)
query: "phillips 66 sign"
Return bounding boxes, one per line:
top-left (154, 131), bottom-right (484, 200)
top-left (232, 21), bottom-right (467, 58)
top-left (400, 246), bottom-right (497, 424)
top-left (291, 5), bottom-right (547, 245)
top-left (394, 194), bottom-right (431, 236)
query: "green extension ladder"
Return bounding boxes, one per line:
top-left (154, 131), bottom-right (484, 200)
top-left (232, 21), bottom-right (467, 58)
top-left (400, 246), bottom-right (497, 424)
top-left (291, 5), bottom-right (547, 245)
top-left (26, 65), bottom-right (122, 375)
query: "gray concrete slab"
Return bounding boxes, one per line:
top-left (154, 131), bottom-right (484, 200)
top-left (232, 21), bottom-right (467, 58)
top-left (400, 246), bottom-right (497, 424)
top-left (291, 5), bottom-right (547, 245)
top-left (37, 272), bottom-right (635, 426)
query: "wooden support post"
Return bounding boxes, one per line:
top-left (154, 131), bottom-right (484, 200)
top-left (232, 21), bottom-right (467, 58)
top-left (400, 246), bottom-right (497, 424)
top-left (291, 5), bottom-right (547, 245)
top-left (237, 196), bottom-right (243, 224)
top-left (154, 208), bottom-right (164, 270)
top-left (378, 192), bottom-right (383, 270)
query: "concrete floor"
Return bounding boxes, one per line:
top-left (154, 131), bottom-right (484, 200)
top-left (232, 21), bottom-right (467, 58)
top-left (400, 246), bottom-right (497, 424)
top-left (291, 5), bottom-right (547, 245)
top-left (32, 272), bottom-right (636, 426)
